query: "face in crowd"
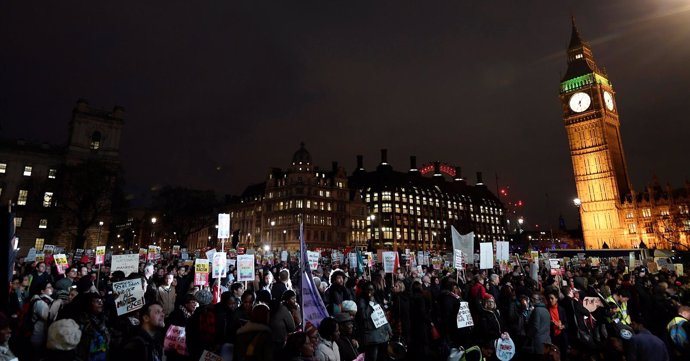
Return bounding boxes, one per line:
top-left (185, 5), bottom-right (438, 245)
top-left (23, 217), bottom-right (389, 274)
top-left (547, 293), bottom-right (559, 308)
top-left (145, 304), bottom-right (166, 329)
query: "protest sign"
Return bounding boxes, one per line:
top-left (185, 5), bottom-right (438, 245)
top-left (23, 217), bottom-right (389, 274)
top-left (205, 248), bottom-right (216, 261)
top-left (371, 303), bottom-right (389, 328)
top-left (480, 242), bottom-right (493, 269)
top-left (25, 248), bottom-right (37, 263)
top-left (454, 249), bottom-right (463, 269)
top-left (354, 354), bottom-right (365, 361)
top-left (549, 259), bottom-right (563, 276)
top-left (590, 257), bottom-right (601, 267)
top-left (184, 260), bottom-right (194, 268)
top-left (36, 252), bottom-right (45, 263)
top-left (95, 246), bottom-right (106, 265)
top-left (383, 251), bottom-right (397, 273)
top-left (307, 251), bottom-right (320, 271)
top-left (54, 254), bottom-right (68, 274)
top-left (139, 248), bottom-right (147, 259)
top-left (349, 252), bottom-right (357, 268)
top-left (172, 245), bottom-right (180, 256)
top-left (675, 264), bottom-right (684, 275)
top-left (218, 213), bottom-right (230, 239)
top-left (212, 252), bottom-right (227, 278)
top-left (111, 254), bottom-right (139, 277)
top-left (647, 261), bottom-right (658, 274)
top-left (199, 350), bottom-right (223, 361)
top-left (44, 245), bottom-right (55, 254)
top-left (452, 227), bottom-right (474, 267)
top-left (147, 246), bottom-right (160, 261)
top-left (495, 337), bottom-right (516, 361)
top-left (431, 257), bottom-right (443, 270)
top-left (237, 255), bottom-right (255, 282)
top-left (113, 279), bottom-right (145, 316)
top-left (281, 250), bottom-right (288, 262)
top-left (181, 251), bottom-right (189, 260)
top-left (457, 301), bottom-right (474, 328)
top-left (655, 257), bottom-right (670, 270)
top-left (496, 241), bottom-right (510, 262)
top-left (417, 252), bottom-right (425, 266)
top-left (164, 325), bottom-right (187, 356)
top-left (530, 251), bottom-right (539, 261)
top-left (194, 259), bottom-right (209, 286)
top-left (583, 297), bottom-right (603, 313)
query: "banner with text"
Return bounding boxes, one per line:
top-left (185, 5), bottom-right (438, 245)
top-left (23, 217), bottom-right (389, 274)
top-left (112, 254), bottom-right (139, 277)
top-left (237, 255), bottom-right (255, 282)
top-left (113, 278), bottom-right (145, 316)
top-left (194, 259), bottom-right (209, 286)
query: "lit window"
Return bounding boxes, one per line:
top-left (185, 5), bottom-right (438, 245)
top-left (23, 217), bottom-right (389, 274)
top-left (15, 217), bottom-right (22, 227)
top-left (642, 209), bottom-right (651, 218)
top-left (43, 192), bottom-right (53, 207)
top-left (660, 208), bottom-right (670, 216)
top-left (48, 168), bottom-right (57, 179)
top-left (39, 219), bottom-right (48, 229)
top-left (23, 165), bottom-right (32, 176)
top-left (17, 190), bottom-right (28, 205)
top-left (90, 131), bottom-right (102, 150)
top-left (575, 54), bottom-right (583, 59)
top-left (35, 238), bottom-right (45, 250)
top-left (0, 163), bottom-right (6, 173)
top-left (628, 223), bottom-right (636, 234)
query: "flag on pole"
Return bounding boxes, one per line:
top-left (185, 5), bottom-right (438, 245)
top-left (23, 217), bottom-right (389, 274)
top-left (452, 226), bottom-right (474, 267)
top-left (300, 222), bottom-right (329, 329)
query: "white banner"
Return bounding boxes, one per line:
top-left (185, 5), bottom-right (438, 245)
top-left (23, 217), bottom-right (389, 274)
top-left (281, 251), bottom-right (288, 262)
top-left (349, 252), bottom-right (357, 268)
top-left (205, 248), bottom-right (216, 261)
top-left (307, 251), bottom-right (320, 271)
top-left (113, 279), bottom-right (145, 316)
top-left (217, 213), bottom-right (230, 239)
top-left (457, 301), bottom-right (474, 328)
top-left (371, 303), bottom-right (389, 328)
top-left (496, 241), bottom-right (510, 262)
top-left (95, 246), bottom-right (106, 265)
top-left (454, 249), bottom-right (463, 269)
top-left (452, 228), bottom-right (474, 267)
top-left (480, 242), bottom-right (494, 269)
top-left (383, 251), bottom-right (397, 273)
top-left (111, 254), bottom-right (139, 277)
top-left (212, 252), bottom-right (227, 278)
top-left (25, 248), bottom-right (37, 263)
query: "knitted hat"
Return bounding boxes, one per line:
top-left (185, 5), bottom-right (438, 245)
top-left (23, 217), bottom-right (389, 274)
top-left (47, 319), bottom-right (82, 351)
top-left (341, 300), bottom-right (357, 313)
top-left (195, 289), bottom-right (213, 306)
top-left (482, 294), bottom-right (494, 300)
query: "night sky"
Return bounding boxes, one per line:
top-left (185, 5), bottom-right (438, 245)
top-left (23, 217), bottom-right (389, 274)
top-left (2, 1), bottom-right (689, 230)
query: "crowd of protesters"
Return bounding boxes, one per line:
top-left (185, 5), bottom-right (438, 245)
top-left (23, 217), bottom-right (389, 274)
top-left (1, 250), bottom-right (689, 361)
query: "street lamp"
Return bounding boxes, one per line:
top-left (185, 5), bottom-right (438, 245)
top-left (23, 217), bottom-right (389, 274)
top-left (283, 229), bottom-right (287, 251)
top-left (432, 231), bottom-right (437, 252)
top-left (573, 198), bottom-right (585, 250)
top-left (270, 220), bottom-right (275, 251)
top-left (368, 214), bottom-right (376, 251)
top-left (517, 217), bottom-right (524, 234)
top-left (150, 217), bottom-right (157, 245)
top-left (97, 221), bottom-right (104, 247)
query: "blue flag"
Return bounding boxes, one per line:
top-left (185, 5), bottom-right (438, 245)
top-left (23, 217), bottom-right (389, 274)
top-left (299, 222), bottom-right (329, 328)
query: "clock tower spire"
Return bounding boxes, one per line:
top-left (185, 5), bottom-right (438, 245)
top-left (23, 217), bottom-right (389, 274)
top-left (560, 19), bottom-right (632, 249)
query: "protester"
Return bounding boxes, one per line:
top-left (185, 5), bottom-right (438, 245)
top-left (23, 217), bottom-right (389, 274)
top-left (156, 273), bottom-right (177, 317)
top-left (283, 331), bottom-right (315, 361)
top-left (334, 312), bottom-right (358, 361)
top-left (234, 303), bottom-right (273, 361)
top-left (355, 280), bottom-right (392, 361)
top-left (0, 313), bottom-right (16, 361)
top-left (525, 293), bottom-right (551, 358)
top-left (315, 316), bottom-right (341, 361)
top-left (122, 302), bottom-right (166, 361)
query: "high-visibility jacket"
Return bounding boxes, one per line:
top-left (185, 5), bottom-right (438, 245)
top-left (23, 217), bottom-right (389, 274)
top-left (606, 295), bottom-right (631, 325)
top-left (667, 316), bottom-right (689, 354)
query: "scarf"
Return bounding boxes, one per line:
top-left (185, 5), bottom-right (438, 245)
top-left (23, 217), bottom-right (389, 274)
top-left (179, 305), bottom-right (193, 319)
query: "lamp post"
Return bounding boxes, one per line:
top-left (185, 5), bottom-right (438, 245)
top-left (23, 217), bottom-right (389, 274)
top-left (97, 221), bottom-right (104, 247)
top-left (283, 229), bottom-right (287, 251)
top-left (368, 214), bottom-right (376, 251)
top-left (150, 217), bottom-right (157, 245)
top-left (517, 217), bottom-right (524, 234)
top-left (432, 231), bottom-right (437, 252)
top-left (270, 220), bottom-right (275, 251)
top-left (573, 198), bottom-right (585, 250)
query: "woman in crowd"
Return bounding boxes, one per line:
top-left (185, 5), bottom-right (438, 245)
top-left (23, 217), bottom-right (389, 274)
top-left (283, 331), bottom-right (315, 361)
top-left (355, 280), bottom-right (392, 361)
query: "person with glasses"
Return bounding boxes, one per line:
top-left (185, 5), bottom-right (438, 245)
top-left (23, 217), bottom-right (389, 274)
top-left (73, 292), bottom-right (110, 361)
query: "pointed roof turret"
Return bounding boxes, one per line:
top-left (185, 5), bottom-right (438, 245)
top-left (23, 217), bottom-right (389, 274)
top-left (568, 16), bottom-right (584, 49)
top-left (561, 18), bottom-right (605, 82)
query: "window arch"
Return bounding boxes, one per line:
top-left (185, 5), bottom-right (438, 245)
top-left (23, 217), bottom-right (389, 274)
top-left (90, 131), bottom-right (101, 150)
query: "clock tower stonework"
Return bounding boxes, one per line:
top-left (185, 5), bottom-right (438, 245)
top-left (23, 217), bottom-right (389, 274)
top-left (560, 20), bottom-right (632, 249)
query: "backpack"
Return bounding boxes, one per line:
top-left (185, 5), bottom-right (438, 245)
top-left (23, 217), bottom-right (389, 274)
top-left (17, 297), bottom-right (47, 338)
top-left (668, 317), bottom-right (689, 352)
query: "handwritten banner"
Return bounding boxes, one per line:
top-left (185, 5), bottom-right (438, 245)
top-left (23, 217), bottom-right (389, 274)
top-left (371, 303), bottom-right (388, 328)
top-left (111, 254), bottom-right (139, 277)
top-left (383, 251), bottom-right (397, 273)
top-left (199, 350), bottom-right (223, 361)
top-left (164, 325), bottom-right (187, 356)
top-left (147, 246), bottom-right (160, 261)
top-left (172, 245), bottom-right (180, 255)
top-left (113, 278), bottom-right (145, 316)
top-left (457, 301), bottom-right (474, 328)
top-left (307, 251), bottom-right (320, 271)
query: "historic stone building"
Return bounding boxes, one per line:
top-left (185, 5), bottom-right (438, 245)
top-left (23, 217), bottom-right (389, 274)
top-left (349, 150), bottom-right (507, 251)
top-left (561, 21), bottom-right (690, 249)
top-left (227, 143), bottom-right (368, 251)
top-left (0, 100), bottom-right (124, 253)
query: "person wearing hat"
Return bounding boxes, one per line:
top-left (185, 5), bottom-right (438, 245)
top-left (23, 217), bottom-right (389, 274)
top-left (475, 294), bottom-right (504, 344)
top-left (45, 318), bottom-right (82, 361)
top-left (335, 312), bottom-right (358, 361)
top-left (0, 312), bottom-right (16, 361)
top-left (323, 269), bottom-right (353, 315)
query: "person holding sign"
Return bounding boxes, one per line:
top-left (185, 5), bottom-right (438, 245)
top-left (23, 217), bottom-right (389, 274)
top-left (355, 281), bottom-right (392, 361)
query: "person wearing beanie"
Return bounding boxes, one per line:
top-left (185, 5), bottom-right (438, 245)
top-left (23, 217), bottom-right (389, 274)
top-left (0, 312), bottom-right (16, 361)
top-left (123, 302), bottom-right (166, 361)
top-left (195, 289), bottom-right (213, 306)
top-left (323, 269), bottom-right (353, 315)
top-left (234, 304), bottom-right (273, 361)
top-left (475, 294), bottom-right (504, 344)
top-left (45, 318), bottom-right (82, 361)
top-left (341, 300), bottom-right (357, 320)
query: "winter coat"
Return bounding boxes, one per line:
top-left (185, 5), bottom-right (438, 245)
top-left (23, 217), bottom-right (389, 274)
top-left (475, 308), bottom-right (503, 342)
top-left (30, 294), bottom-right (53, 347)
top-left (269, 303), bottom-right (296, 345)
top-left (156, 285), bottom-right (176, 317)
top-left (323, 284), bottom-right (353, 314)
top-left (315, 335), bottom-right (341, 361)
top-left (507, 300), bottom-right (528, 337)
top-left (335, 336), bottom-right (359, 361)
top-left (525, 303), bottom-right (551, 354)
top-left (122, 328), bottom-right (164, 361)
top-left (390, 292), bottom-right (411, 342)
top-left (271, 281), bottom-right (288, 301)
top-left (233, 321), bottom-right (273, 361)
top-left (355, 298), bottom-right (392, 345)
top-left (75, 312), bottom-right (110, 361)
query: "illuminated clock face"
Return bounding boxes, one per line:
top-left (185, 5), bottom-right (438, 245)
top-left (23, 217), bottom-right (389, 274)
top-left (603, 91), bottom-right (614, 111)
top-left (569, 92), bottom-right (591, 113)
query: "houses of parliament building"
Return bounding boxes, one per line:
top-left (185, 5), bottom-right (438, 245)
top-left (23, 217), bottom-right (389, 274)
top-left (561, 20), bottom-right (690, 250)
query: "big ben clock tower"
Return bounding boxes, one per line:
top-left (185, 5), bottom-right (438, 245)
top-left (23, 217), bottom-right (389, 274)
top-left (560, 19), bottom-right (632, 249)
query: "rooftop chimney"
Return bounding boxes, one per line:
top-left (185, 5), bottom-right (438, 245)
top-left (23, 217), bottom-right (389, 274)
top-left (433, 161), bottom-right (443, 177)
top-left (380, 149), bottom-right (388, 165)
top-left (476, 171), bottom-right (484, 185)
top-left (409, 156), bottom-right (418, 172)
top-left (357, 155), bottom-right (364, 170)
top-left (454, 166), bottom-right (463, 182)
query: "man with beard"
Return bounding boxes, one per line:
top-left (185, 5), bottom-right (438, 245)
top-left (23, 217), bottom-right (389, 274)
top-left (323, 269), bottom-right (353, 315)
top-left (123, 302), bottom-right (166, 361)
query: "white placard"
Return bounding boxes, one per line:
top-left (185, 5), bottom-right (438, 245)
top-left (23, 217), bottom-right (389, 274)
top-left (495, 337), bottom-right (516, 361)
top-left (212, 252), bottom-right (227, 278)
top-left (281, 251), bottom-right (288, 262)
top-left (349, 252), bottom-right (357, 268)
top-left (25, 248), bottom-right (37, 263)
top-left (454, 249), bottom-right (463, 269)
top-left (307, 251), bottom-right (320, 271)
top-left (205, 248), bottom-right (216, 261)
top-left (113, 279), bottom-right (145, 316)
top-left (371, 303), bottom-right (388, 328)
top-left (199, 350), bottom-right (224, 361)
top-left (496, 241), bottom-right (510, 262)
top-left (217, 213), bottom-right (230, 239)
top-left (111, 254), bottom-right (140, 277)
top-left (383, 251), bottom-right (397, 273)
top-left (457, 301), bottom-right (474, 328)
top-left (480, 242), bottom-right (494, 269)
top-left (237, 255), bottom-right (255, 282)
